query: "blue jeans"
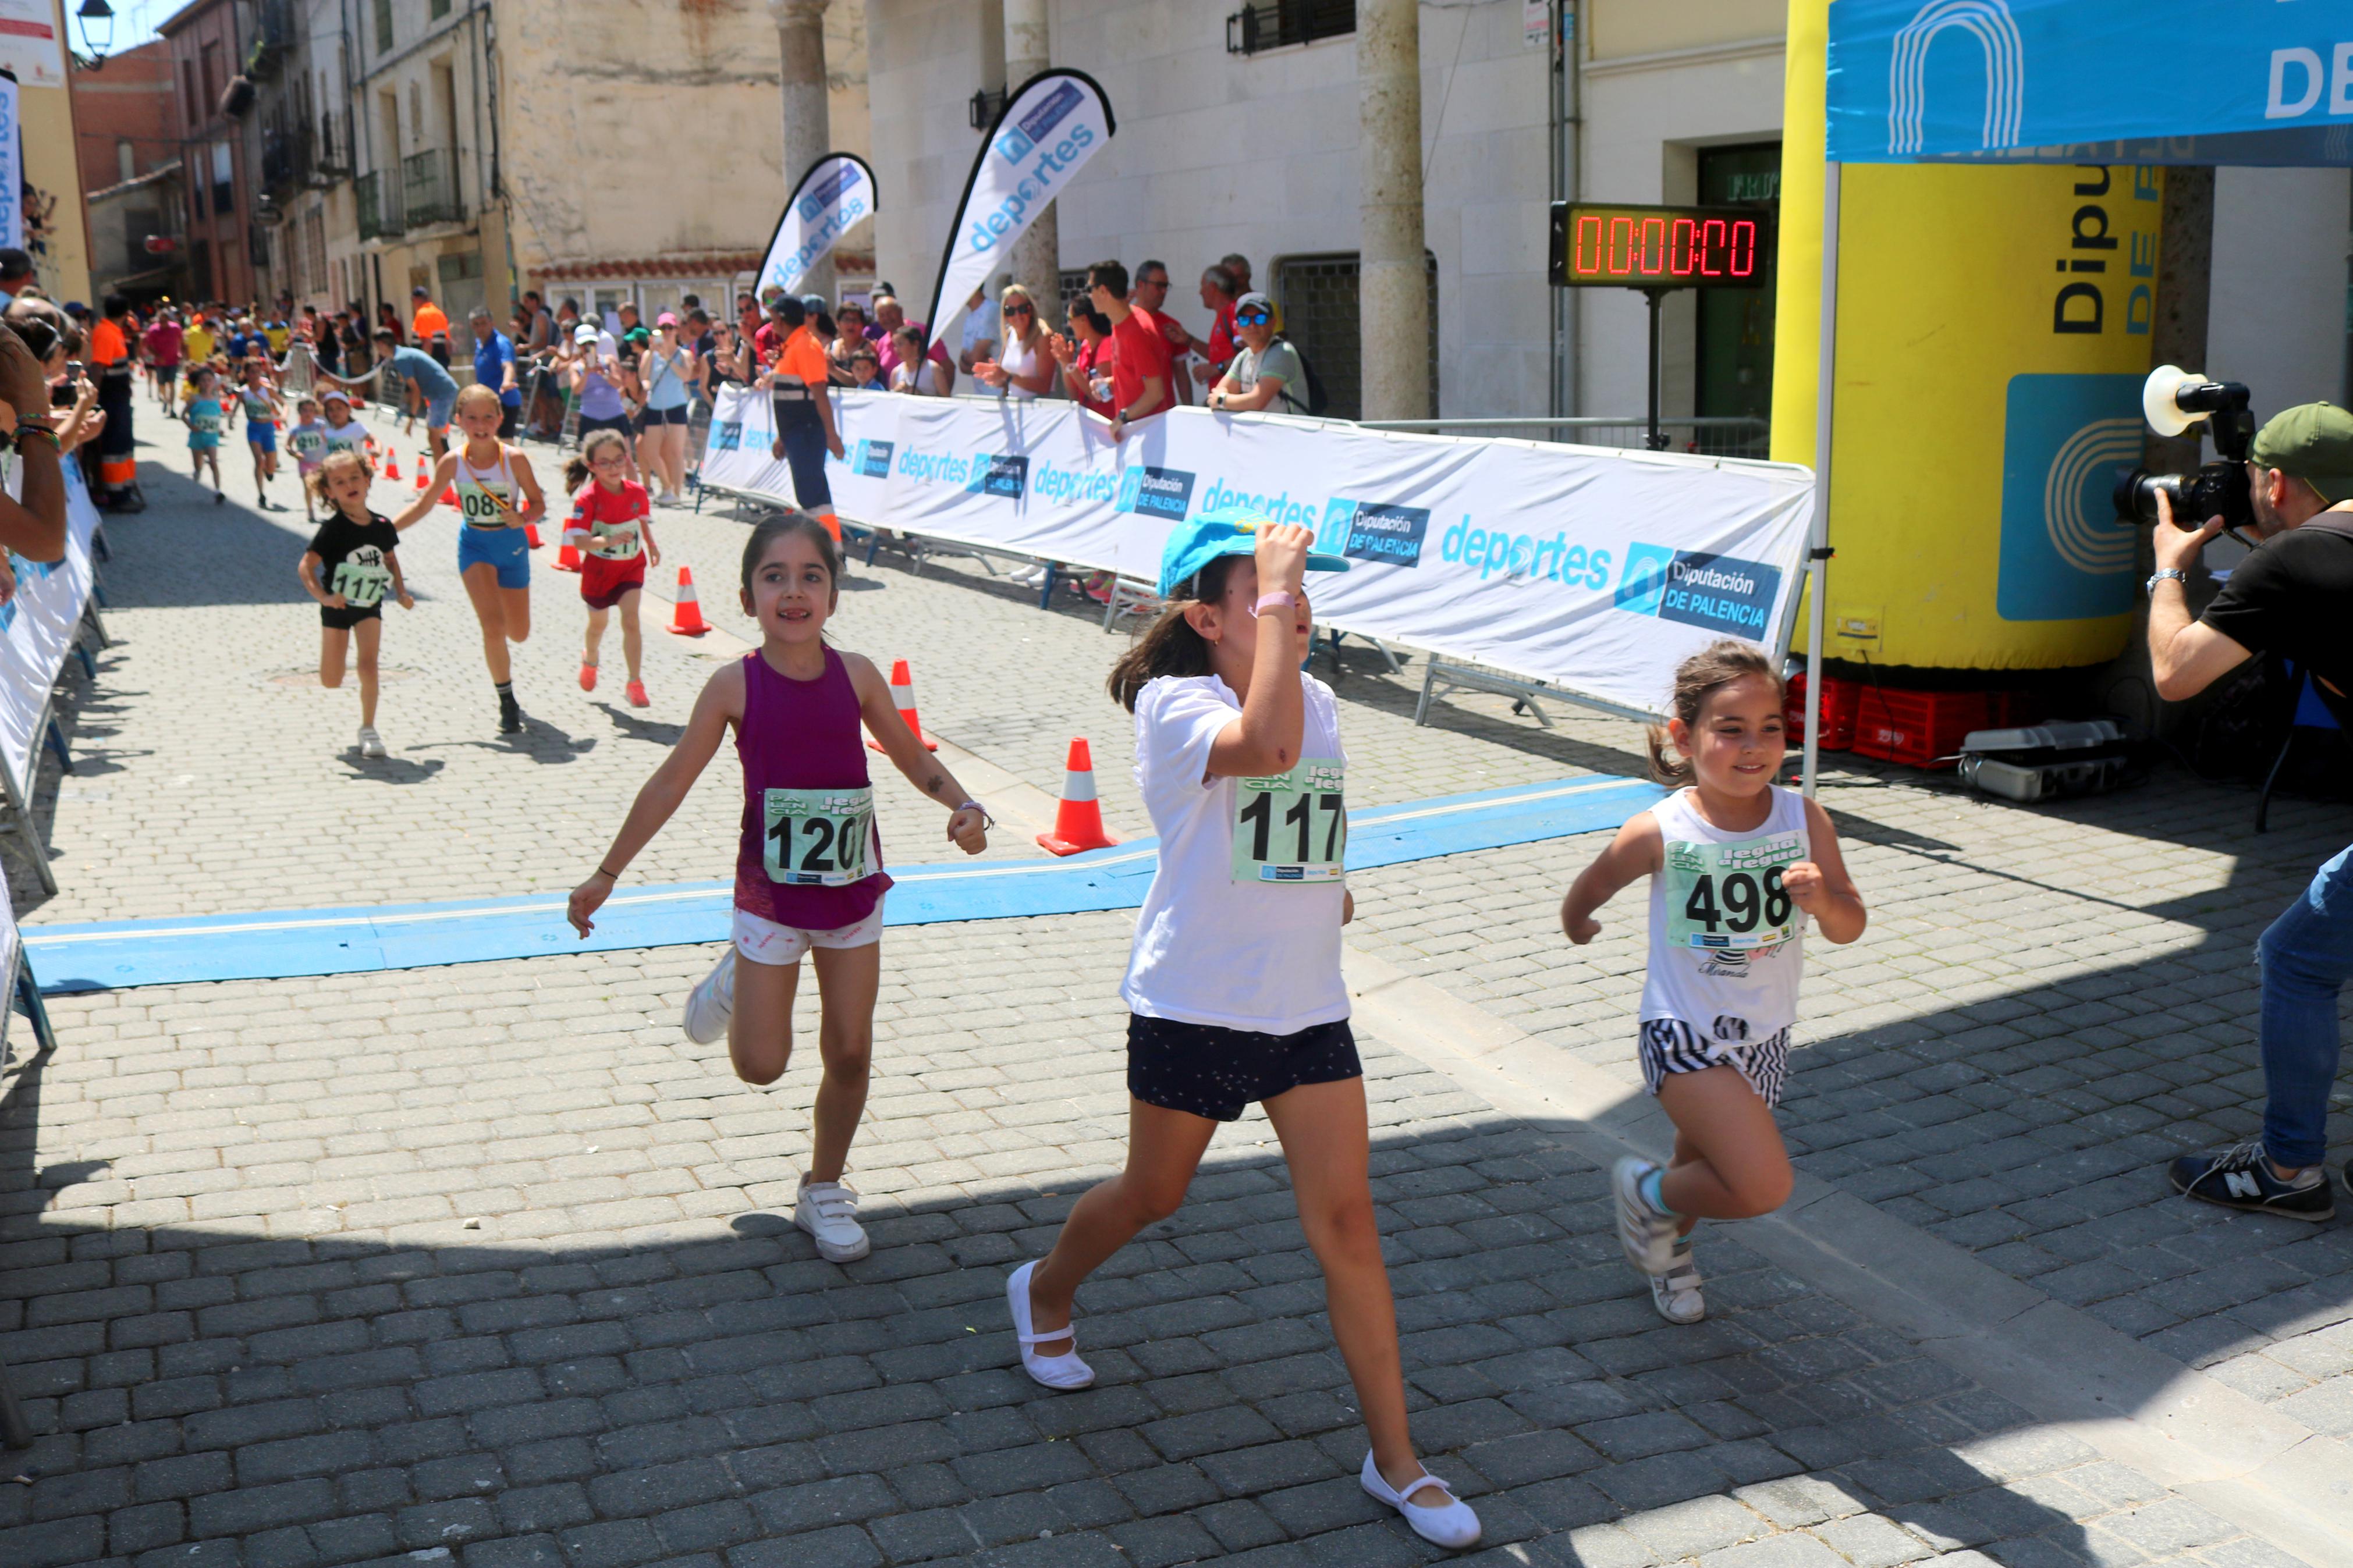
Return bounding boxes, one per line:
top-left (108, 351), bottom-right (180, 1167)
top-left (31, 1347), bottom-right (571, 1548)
top-left (2258, 844), bottom-right (2353, 1168)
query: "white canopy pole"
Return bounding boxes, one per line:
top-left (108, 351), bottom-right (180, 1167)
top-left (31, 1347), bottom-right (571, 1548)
top-left (1803, 160), bottom-right (1840, 799)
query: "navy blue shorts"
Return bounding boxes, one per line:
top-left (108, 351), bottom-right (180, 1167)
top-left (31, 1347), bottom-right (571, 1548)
top-left (1126, 1014), bottom-right (1361, 1123)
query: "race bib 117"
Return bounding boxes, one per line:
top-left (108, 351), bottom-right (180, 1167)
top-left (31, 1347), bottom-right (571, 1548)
top-left (1231, 759), bottom-right (1346, 884)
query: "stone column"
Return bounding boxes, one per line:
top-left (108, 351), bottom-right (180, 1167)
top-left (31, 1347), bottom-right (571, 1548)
top-left (771, 0), bottom-right (834, 305)
top-left (1003, 0), bottom-right (1057, 314)
top-left (1357, 0), bottom-right (1426, 419)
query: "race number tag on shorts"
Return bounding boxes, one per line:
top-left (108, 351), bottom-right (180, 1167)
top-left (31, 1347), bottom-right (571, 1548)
top-left (762, 786), bottom-right (874, 887)
top-left (1231, 759), bottom-right (1346, 884)
top-left (1663, 833), bottom-right (1804, 951)
top-left (329, 559), bottom-right (391, 607)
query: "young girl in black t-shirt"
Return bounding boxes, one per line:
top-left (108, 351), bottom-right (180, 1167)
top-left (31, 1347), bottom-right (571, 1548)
top-left (299, 449), bottom-right (412, 759)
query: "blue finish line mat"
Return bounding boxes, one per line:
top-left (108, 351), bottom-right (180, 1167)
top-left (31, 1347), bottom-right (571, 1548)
top-left (24, 774), bottom-right (1663, 993)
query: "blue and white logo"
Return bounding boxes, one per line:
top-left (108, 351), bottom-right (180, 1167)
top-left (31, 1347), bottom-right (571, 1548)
top-left (995, 80), bottom-right (1084, 163)
top-left (796, 163), bottom-right (862, 223)
top-left (712, 422), bottom-right (743, 453)
top-left (965, 453), bottom-right (1030, 499)
top-left (1996, 372), bottom-right (2143, 621)
top-left (1326, 499), bottom-right (1429, 568)
top-left (1116, 465), bottom-right (1194, 521)
top-left (1615, 545), bottom-right (1781, 637)
top-left (853, 439), bottom-right (893, 479)
top-left (1887, 0), bottom-right (2025, 155)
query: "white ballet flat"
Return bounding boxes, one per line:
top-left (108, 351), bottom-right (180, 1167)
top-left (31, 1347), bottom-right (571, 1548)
top-left (1360, 1450), bottom-right (1482, 1549)
top-left (1006, 1260), bottom-right (1094, 1390)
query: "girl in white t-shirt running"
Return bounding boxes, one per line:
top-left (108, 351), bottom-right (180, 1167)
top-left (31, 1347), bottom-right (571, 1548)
top-left (1560, 641), bottom-right (1866, 1325)
top-left (1009, 518), bottom-right (1482, 1553)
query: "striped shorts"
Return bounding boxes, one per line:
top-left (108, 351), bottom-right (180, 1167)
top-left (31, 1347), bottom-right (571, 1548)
top-left (1637, 1018), bottom-right (1791, 1108)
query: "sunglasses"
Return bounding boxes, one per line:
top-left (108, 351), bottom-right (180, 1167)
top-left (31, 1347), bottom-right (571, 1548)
top-left (1235, 310), bottom-right (1271, 325)
top-left (1005, 304), bottom-right (1034, 318)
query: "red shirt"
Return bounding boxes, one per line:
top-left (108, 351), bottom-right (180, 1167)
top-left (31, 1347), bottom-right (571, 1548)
top-left (565, 479), bottom-right (650, 561)
top-left (1080, 305), bottom-right (1173, 420)
top-left (1206, 301), bottom-right (1237, 372)
top-left (143, 321), bottom-right (184, 365)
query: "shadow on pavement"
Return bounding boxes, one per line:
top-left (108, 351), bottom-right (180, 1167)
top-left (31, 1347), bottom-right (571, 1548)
top-left (98, 464), bottom-right (319, 610)
top-left (0, 1030), bottom-right (2116, 1568)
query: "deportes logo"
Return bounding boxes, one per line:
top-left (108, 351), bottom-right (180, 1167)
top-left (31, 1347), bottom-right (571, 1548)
top-left (1614, 545), bottom-right (1781, 637)
top-left (853, 439), bottom-right (893, 479)
top-left (1887, 0), bottom-right (2024, 155)
top-left (965, 453), bottom-right (1030, 500)
top-left (1116, 465), bottom-right (1194, 521)
top-left (1323, 499), bottom-right (1429, 568)
top-left (995, 80), bottom-right (1084, 163)
top-left (1995, 372), bottom-right (2142, 621)
top-left (712, 422), bottom-right (743, 453)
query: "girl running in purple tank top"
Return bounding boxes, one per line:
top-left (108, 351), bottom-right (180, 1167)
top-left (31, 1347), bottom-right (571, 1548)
top-left (566, 513), bottom-right (992, 1261)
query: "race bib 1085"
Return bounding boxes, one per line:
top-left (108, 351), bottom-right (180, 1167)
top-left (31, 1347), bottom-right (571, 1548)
top-left (1231, 759), bottom-right (1346, 884)
top-left (1663, 832), bottom-right (1804, 951)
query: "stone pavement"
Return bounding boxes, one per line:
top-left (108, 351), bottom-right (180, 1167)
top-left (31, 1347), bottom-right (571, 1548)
top-left (0, 429), bottom-right (2350, 1567)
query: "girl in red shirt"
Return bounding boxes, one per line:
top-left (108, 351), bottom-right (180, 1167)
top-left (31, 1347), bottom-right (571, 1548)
top-left (562, 429), bottom-right (661, 707)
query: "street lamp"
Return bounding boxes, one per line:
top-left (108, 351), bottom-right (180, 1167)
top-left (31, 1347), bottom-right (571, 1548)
top-left (74, 1), bottom-right (114, 70)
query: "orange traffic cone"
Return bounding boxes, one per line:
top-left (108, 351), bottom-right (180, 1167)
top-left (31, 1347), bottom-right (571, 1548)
top-left (867, 659), bottom-right (938, 753)
top-left (552, 539), bottom-right (582, 573)
top-left (439, 483), bottom-right (458, 508)
top-left (386, 452), bottom-right (400, 481)
top-left (666, 567), bottom-right (709, 636)
top-left (524, 521), bottom-right (544, 549)
top-left (1037, 738), bottom-right (1120, 855)
top-left (412, 467), bottom-right (427, 496)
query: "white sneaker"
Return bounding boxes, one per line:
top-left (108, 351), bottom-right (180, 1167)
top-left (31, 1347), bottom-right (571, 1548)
top-left (1613, 1156), bottom-right (1679, 1276)
top-left (1360, 1452), bottom-right (1481, 1549)
top-left (356, 726), bottom-right (386, 759)
top-left (1006, 1259), bottom-right (1094, 1390)
top-left (682, 949), bottom-right (735, 1044)
top-left (794, 1178), bottom-right (869, 1262)
top-left (1649, 1242), bottom-right (1705, 1324)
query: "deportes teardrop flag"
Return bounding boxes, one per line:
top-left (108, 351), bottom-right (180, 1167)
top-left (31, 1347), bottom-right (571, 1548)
top-left (757, 152), bottom-right (879, 301)
top-left (921, 69), bottom-right (1116, 349)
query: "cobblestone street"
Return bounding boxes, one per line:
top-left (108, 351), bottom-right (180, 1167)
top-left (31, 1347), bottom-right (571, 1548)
top-left (2, 435), bottom-right (2351, 1567)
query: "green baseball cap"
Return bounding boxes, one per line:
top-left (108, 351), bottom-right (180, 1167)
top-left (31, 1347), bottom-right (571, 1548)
top-left (2251, 402), bottom-right (2353, 504)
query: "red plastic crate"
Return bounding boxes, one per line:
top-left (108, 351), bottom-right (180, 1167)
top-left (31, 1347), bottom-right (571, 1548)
top-left (1852, 687), bottom-right (1992, 769)
top-left (1784, 672), bottom-right (1859, 751)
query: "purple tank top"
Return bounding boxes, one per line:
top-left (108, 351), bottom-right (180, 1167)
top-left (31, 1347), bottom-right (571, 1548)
top-left (733, 647), bottom-right (890, 928)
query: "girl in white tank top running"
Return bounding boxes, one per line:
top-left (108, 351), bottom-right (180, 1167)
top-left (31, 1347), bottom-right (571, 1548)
top-left (1560, 640), bottom-right (1867, 1326)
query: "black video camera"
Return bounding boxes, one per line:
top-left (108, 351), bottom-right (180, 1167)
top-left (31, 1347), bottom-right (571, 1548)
top-left (2113, 367), bottom-right (2256, 541)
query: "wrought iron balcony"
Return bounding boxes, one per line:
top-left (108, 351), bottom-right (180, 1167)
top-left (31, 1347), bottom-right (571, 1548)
top-left (401, 148), bottom-right (463, 229)
top-left (356, 169), bottom-right (403, 240)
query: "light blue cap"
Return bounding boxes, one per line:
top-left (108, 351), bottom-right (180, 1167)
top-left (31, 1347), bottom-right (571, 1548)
top-left (1157, 506), bottom-right (1349, 599)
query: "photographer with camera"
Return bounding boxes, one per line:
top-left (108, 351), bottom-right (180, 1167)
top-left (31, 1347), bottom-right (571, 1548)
top-left (2148, 401), bottom-right (2353, 1221)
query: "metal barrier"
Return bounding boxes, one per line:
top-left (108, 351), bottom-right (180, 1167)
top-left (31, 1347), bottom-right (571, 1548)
top-left (1357, 414), bottom-right (1770, 460)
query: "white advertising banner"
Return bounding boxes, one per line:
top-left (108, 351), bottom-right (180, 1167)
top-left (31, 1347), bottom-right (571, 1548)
top-left (0, 453), bottom-right (101, 803)
top-left (921, 70), bottom-right (1115, 349)
top-left (0, 2), bottom-right (66, 90)
top-left (756, 153), bottom-right (877, 301)
top-left (700, 389), bottom-right (1815, 719)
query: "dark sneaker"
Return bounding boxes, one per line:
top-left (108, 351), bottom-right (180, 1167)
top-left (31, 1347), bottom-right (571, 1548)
top-left (2169, 1141), bottom-right (2334, 1222)
top-left (498, 692), bottom-right (524, 734)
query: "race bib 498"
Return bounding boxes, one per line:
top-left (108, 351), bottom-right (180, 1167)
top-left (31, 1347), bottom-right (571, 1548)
top-left (1663, 832), bottom-right (1804, 951)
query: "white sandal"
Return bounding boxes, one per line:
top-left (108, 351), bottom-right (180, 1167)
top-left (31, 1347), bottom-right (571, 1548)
top-left (1359, 1450), bottom-right (1481, 1549)
top-left (1006, 1260), bottom-right (1094, 1390)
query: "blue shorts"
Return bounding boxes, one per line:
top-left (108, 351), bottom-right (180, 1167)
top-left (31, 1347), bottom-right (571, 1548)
top-left (425, 391), bottom-right (457, 431)
top-left (457, 524), bottom-right (530, 588)
top-left (248, 422), bottom-right (277, 453)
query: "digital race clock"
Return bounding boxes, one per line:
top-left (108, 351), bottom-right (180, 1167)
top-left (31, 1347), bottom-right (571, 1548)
top-left (1547, 202), bottom-right (1774, 289)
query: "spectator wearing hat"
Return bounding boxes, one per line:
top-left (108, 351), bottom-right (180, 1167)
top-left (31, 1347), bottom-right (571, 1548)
top-left (470, 306), bottom-right (522, 439)
top-left (2150, 403), bottom-right (2353, 1222)
top-left (1050, 259), bottom-right (1170, 442)
top-left (1206, 293), bottom-right (1307, 418)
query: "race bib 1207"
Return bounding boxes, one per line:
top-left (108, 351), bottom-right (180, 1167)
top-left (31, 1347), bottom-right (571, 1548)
top-left (762, 786), bottom-right (874, 887)
top-left (1663, 831), bottom-right (1804, 951)
top-left (1231, 759), bottom-right (1346, 884)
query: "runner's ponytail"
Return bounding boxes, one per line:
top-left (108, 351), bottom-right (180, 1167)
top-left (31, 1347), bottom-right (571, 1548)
top-left (564, 428), bottom-right (629, 492)
top-left (1106, 556), bottom-right (1241, 712)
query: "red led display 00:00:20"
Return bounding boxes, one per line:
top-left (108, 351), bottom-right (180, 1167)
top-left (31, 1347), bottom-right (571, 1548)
top-left (1570, 215), bottom-right (1759, 281)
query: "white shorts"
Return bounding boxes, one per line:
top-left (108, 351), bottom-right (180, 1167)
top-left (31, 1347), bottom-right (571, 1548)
top-left (730, 895), bottom-right (885, 966)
